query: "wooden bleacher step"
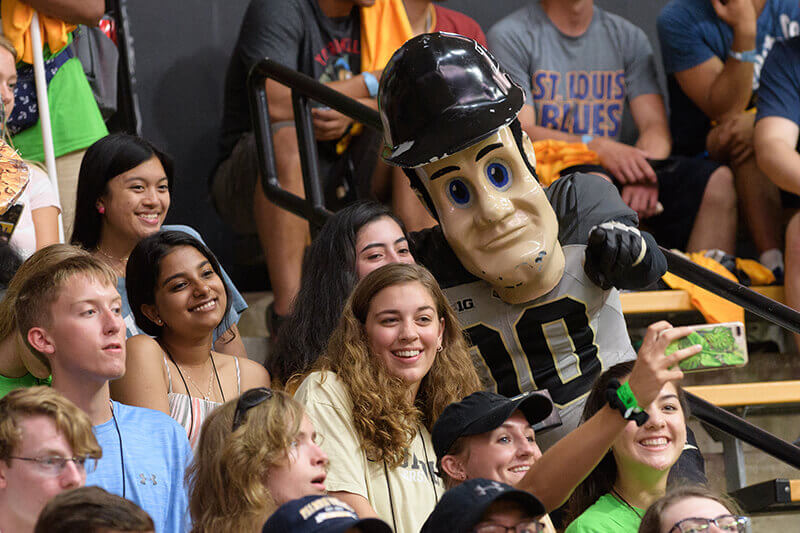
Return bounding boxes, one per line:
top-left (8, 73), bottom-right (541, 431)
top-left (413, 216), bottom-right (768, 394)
top-left (731, 478), bottom-right (800, 514)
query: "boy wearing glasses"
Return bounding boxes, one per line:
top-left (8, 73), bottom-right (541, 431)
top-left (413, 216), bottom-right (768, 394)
top-left (0, 386), bottom-right (101, 533)
top-left (14, 251), bottom-right (192, 533)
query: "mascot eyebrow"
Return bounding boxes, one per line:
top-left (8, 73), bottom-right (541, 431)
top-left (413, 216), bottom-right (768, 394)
top-left (428, 142), bottom-right (505, 181)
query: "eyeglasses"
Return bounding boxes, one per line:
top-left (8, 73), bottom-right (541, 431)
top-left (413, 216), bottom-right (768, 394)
top-left (232, 387), bottom-right (273, 431)
top-left (473, 520), bottom-right (545, 533)
top-left (8, 455), bottom-right (98, 475)
top-left (670, 514), bottom-right (750, 533)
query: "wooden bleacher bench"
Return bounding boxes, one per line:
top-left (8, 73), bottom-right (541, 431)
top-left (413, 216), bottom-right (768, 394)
top-left (620, 286), bottom-right (785, 315)
top-left (686, 381), bottom-right (800, 408)
top-left (731, 478), bottom-right (800, 514)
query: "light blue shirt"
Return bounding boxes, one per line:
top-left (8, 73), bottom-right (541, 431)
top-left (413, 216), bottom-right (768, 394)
top-left (87, 401), bottom-right (192, 533)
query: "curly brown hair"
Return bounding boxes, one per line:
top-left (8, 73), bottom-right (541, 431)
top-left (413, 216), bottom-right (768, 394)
top-left (315, 263), bottom-right (481, 468)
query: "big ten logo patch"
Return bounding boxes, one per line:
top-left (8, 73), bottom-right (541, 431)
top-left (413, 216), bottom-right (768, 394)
top-left (532, 70), bottom-right (625, 137)
top-left (399, 451), bottom-right (439, 485)
top-left (455, 298), bottom-right (474, 313)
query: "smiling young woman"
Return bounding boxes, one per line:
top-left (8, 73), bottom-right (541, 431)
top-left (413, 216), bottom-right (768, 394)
top-left (70, 134), bottom-right (248, 357)
top-left (109, 232), bottom-right (269, 448)
top-left (294, 263), bottom-right (481, 533)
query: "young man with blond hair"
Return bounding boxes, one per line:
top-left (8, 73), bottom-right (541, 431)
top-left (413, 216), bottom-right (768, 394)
top-left (0, 386), bottom-right (101, 533)
top-left (14, 250), bottom-right (192, 533)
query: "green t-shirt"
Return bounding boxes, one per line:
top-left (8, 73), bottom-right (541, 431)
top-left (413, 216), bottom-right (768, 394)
top-left (0, 372), bottom-right (51, 398)
top-left (565, 493), bottom-right (644, 533)
top-left (11, 57), bottom-right (108, 162)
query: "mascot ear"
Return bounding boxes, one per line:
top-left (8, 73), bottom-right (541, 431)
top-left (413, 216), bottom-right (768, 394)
top-left (521, 130), bottom-right (537, 169)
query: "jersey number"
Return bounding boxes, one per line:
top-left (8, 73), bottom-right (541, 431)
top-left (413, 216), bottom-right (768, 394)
top-left (465, 297), bottom-right (602, 406)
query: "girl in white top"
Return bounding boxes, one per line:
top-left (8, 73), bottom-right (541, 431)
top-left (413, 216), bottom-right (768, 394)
top-left (110, 231), bottom-right (269, 448)
top-left (295, 263), bottom-right (482, 533)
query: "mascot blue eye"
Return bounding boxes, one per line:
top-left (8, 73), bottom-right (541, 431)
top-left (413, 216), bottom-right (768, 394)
top-left (447, 178), bottom-right (472, 207)
top-left (486, 162), bottom-right (511, 190)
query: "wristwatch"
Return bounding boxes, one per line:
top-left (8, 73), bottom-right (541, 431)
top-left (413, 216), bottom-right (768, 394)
top-left (729, 48), bottom-right (757, 63)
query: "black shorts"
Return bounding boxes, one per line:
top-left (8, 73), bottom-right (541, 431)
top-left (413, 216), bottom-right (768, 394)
top-left (562, 156), bottom-right (718, 250)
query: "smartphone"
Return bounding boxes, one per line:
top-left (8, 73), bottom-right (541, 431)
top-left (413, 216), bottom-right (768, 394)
top-left (664, 322), bottom-right (748, 372)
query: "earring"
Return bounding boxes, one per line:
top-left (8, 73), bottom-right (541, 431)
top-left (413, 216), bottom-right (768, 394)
top-left (156, 318), bottom-right (163, 325)
top-left (436, 345), bottom-right (443, 352)
top-left (457, 473), bottom-right (466, 480)
top-left (97, 206), bottom-right (105, 214)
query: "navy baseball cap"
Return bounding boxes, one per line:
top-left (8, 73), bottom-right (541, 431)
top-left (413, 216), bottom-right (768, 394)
top-left (420, 478), bottom-right (546, 533)
top-left (432, 390), bottom-right (554, 460)
top-left (262, 495), bottom-right (392, 533)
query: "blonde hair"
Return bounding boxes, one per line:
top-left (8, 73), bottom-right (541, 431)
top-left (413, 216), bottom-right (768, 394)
top-left (14, 249), bottom-right (118, 367)
top-left (1, 245), bottom-right (95, 375)
top-left (316, 263), bottom-right (481, 468)
top-left (0, 34), bottom-right (16, 144)
top-left (187, 390), bottom-right (305, 533)
top-left (0, 386), bottom-right (102, 463)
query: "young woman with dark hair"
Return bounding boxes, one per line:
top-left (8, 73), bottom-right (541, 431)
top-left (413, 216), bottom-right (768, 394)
top-left (110, 231), bottom-right (269, 448)
top-left (564, 360), bottom-right (691, 532)
top-left (271, 200), bottom-right (413, 385)
top-left (295, 263), bottom-right (482, 533)
top-left (70, 133), bottom-right (247, 356)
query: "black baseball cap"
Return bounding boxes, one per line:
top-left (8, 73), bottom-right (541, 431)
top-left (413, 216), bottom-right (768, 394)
top-left (432, 390), bottom-right (554, 460)
top-left (420, 478), bottom-right (546, 533)
top-left (262, 495), bottom-right (392, 533)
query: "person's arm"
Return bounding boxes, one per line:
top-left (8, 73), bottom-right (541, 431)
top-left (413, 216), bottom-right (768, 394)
top-left (213, 323), bottom-right (247, 358)
top-left (516, 322), bottom-right (701, 510)
top-left (238, 357), bottom-right (271, 390)
top-left (630, 93), bottom-right (671, 159)
top-left (109, 335), bottom-right (170, 414)
top-left (22, 0), bottom-right (104, 26)
top-left (671, 0), bottom-right (757, 121)
top-left (754, 116), bottom-right (800, 194)
top-left (31, 206), bottom-right (60, 250)
top-left (328, 492), bottom-right (380, 518)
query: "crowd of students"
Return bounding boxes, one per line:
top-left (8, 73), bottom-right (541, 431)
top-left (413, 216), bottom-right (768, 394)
top-left (0, 0), bottom-right (795, 531)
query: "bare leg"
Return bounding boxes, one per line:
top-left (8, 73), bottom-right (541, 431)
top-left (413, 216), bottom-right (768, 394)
top-left (686, 165), bottom-right (737, 253)
top-left (390, 165), bottom-right (437, 231)
top-left (253, 127), bottom-right (309, 317)
top-left (785, 212), bottom-right (800, 351)
top-left (733, 156), bottom-right (783, 254)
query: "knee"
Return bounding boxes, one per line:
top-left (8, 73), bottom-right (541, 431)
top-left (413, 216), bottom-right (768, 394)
top-left (785, 213), bottom-right (800, 258)
top-left (701, 165), bottom-right (737, 210)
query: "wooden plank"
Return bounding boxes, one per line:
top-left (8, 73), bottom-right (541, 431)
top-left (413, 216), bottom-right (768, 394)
top-left (791, 479), bottom-right (800, 502)
top-left (685, 381), bottom-right (800, 407)
top-left (620, 286), bottom-right (784, 315)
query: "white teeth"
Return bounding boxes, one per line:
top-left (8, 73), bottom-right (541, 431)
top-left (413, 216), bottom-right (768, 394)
top-left (138, 213), bottom-right (158, 219)
top-left (394, 350), bottom-right (421, 358)
top-left (640, 438), bottom-right (668, 447)
top-left (509, 466), bottom-right (530, 472)
top-left (191, 301), bottom-right (216, 312)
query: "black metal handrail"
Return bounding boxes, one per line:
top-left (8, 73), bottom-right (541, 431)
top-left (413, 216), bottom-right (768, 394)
top-left (247, 57), bottom-right (800, 470)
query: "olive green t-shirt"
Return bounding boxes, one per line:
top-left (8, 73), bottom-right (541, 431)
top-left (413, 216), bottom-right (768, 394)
top-left (565, 493), bottom-right (644, 533)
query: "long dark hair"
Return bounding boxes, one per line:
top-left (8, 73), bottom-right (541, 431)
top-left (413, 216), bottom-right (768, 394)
top-left (70, 133), bottom-right (174, 249)
top-left (566, 361), bottom-right (689, 523)
top-left (269, 201), bottom-right (408, 383)
top-left (126, 231), bottom-right (231, 337)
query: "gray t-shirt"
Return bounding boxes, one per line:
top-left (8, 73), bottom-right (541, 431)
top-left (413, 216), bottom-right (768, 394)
top-left (487, 1), bottom-right (660, 141)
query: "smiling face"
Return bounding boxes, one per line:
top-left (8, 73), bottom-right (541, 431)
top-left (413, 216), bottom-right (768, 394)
top-left (0, 46), bottom-right (16, 117)
top-left (145, 246), bottom-right (227, 335)
top-left (266, 415), bottom-right (329, 506)
top-left (354, 217), bottom-right (414, 280)
top-left (97, 156), bottom-right (170, 247)
top-left (459, 411), bottom-right (542, 486)
top-left (0, 415), bottom-right (86, 531)
top-left (612, 381), bottom-right (686, 476)
top-left (33, 274), bottom-right (125, 384)
top-left (659, 497), bottom-right (734, 533)
top-left (415, 125), bottom-right (563, 304)
top-left (364, 281), bottom-right (444, 398)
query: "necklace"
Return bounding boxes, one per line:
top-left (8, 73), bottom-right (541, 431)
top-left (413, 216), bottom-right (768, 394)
top-left (611, 487), bottom-right (644, 519)
top-left (110, 400), bottom-right (126, 498)
top-left (96, 247), bottom-right (128, 274)
top-left (177, 358), bottom-right (214, 400)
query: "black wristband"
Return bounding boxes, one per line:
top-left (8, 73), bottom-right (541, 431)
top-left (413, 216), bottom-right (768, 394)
top-left (606, 379), bottom-right (649, 426)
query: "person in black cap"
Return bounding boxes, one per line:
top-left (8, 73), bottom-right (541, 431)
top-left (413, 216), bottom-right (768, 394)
top-left (421, 478), bottom-right (547, 533)
top-left (262, 495), bottom-right (392, 533)
top-left (431, 321), bottom-right (702, 522)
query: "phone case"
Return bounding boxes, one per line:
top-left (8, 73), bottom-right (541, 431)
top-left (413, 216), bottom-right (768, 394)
top-left (665, 322), bottom-right (748, 372)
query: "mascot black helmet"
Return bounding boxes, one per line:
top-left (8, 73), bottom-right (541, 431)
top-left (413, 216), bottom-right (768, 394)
top-left (379, 32), bottom-right (524, 168)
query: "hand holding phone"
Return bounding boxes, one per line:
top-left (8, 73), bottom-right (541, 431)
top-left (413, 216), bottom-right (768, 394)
top-left (665, 322), bottom-right (748, 372)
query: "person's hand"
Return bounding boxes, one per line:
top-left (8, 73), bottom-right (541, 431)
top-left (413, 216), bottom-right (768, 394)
top-left (706, 112), bottom-right (755, 166)
top-left (312, 107), bottom-right (353, 141)
top-left (627, 321), bottom-right (701, 407)
top-left (589, 137), bottom-right (657, 184)
top-left (585, 221), bottom-right (646, 290)
top-left (710, 0), bottom-right (757, 33)
top-left (621, 183), bottom-right (660, 219)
